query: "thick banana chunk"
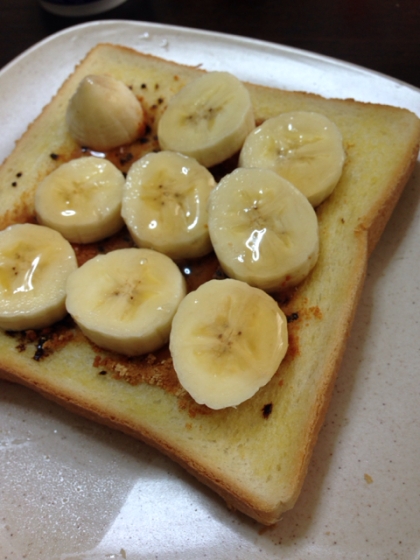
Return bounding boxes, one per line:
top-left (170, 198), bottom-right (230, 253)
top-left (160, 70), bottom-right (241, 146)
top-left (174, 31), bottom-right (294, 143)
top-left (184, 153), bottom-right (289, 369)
top-left (65, 248), bottom-right (186, 356)
top-left (157, 71), bottom-right (255, 168)
top-left (66, 74), bottom-right (145, 151)
top-left (170, 278), bottom-right (288, 410)
top-left (208, 168), bottom-right (319, 291)
top-left (35, 156), bottom-right (125, 244)
top-left (239, 111), bottom-right (345, 206)
top-left (0, 223), bottom-right (77, 331)
top-left (122, 151), bottom-right (216, 260)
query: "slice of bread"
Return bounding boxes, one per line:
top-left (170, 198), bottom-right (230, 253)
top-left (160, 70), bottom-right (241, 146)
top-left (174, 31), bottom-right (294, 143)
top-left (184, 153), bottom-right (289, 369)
top-left (0, 43), bottom-right (419, 525)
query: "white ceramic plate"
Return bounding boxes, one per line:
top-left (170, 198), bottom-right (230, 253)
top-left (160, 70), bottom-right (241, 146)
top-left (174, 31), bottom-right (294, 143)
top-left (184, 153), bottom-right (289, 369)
top-left (1, 20), bottom-right (419, 560)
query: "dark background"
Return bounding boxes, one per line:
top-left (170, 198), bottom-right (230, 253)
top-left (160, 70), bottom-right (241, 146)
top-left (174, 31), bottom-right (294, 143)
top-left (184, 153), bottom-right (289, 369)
top-left (1, 0), bottom-right (419, 89)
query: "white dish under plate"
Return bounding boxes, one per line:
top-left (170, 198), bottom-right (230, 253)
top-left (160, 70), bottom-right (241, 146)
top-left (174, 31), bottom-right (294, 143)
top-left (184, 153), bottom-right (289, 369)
top-left (0, 20), bottom-right (419, 560)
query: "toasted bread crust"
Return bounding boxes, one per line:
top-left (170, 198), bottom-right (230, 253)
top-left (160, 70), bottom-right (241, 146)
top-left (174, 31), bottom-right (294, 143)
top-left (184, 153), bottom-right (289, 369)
top-left (0, 43), bottom-right (419, 525)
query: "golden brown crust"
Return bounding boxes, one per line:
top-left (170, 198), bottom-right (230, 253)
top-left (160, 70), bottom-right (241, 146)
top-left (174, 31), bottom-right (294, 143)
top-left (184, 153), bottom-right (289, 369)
top-left (0, 43), bottom-right (419, 525)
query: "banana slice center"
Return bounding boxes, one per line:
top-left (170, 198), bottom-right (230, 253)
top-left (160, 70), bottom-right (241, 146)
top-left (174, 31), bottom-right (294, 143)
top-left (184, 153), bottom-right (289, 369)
top-left (194, 296), bottom-right (246, 358)
top-left (0, 243), bottom-right (52, 294)
top-left (95, 271), bottom-right (160, 322)
top-left (142, 177), bottom-right (197, 228)
top-left (184, 100), bottom-right (223, 130)
top-left (0, 251), bottom-right (38, 294)
top-left (57, 179), bottom-right (100, 214)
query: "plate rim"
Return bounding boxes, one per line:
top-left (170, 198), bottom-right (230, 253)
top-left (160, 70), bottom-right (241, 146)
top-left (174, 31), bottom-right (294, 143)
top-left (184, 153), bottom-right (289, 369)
top-left (2, 18), bottom-right (420, 103)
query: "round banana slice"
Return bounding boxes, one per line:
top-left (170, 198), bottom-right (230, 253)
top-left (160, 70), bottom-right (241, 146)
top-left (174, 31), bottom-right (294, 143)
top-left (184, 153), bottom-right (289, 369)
top-left (65, 247), bottom-right (187, 356)
top-left (157, 71), bottom-right (255, 168)
top-left (239, 111), bottom-right (345, 207)
top-left (35, 156), bottom-right (125, 244)
top-left (208, 168), bottom-right (319, 291)
top-left (170, 278), bottom-right (288, 410)
top-left (0, 223), bottom-right (78, 331)
top-left (122, 151), bottom-right (216, 260)
top-left (66, 74), bottom-right (145, 151)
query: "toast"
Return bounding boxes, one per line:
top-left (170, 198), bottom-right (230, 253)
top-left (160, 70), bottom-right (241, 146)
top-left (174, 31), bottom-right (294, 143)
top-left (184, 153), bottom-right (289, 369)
top-left (0, 43), bottom-right (419, 525)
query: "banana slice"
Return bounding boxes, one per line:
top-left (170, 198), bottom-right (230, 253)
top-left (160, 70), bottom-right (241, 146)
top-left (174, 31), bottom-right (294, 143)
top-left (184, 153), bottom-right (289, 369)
top-left (157, 71), bottom-right (255, 168)
top-left (169, 278), bottom-right (288, 410)
top-left (239, 111), bottom-right (345, 206)
top-left (35, 156), bottom-right (125, 244)
top-left (65, 247), bottom-right (186, 356)
top-left (122, 151), bottom-right (216, 260)
top-left (66, 74), bottom-right (145, 151)
top-left (0, 223), bottom-right (78, 331)
top-left (208, 168), bottom-right (319, 291)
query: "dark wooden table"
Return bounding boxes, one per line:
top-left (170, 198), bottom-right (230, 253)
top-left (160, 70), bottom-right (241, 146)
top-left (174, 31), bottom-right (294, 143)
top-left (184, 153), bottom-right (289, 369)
top-left (1, 0), bottom-right (419, 88)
